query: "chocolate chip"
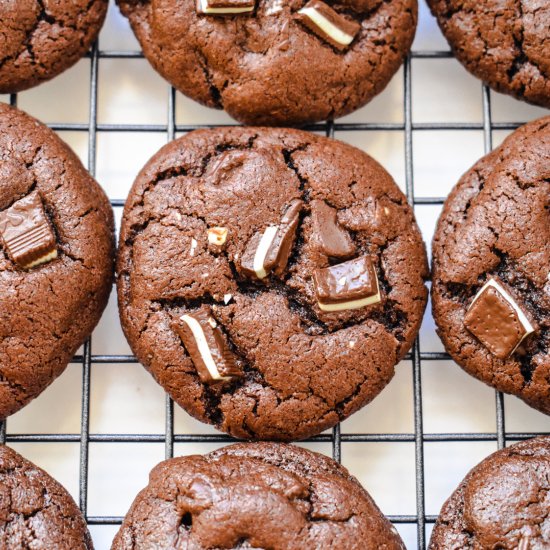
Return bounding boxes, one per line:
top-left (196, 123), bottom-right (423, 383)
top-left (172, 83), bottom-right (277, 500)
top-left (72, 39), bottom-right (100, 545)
top-left (313, 255), bottom-right (381, 312)
top-left (173, 306), bottom-right (243, 384)
top-left (206, 151), bottom-right (249, 185)
top-left (0, 192), bottom-right (57, 269)
top-left (241, 199), bottom-right (303, 279)
top-left (310, 199), bottom-right (355, 259)
top-left (296, 0), bottom-right (360, 51)
top-left (464, 278), bottom-right (535, 360)
top-left (196, 0), bottom-right (255, 16)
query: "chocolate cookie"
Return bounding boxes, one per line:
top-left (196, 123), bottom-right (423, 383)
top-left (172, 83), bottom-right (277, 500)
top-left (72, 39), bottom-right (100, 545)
top-left (112, 442), bottom-right (405, 549)
top-left (117, 127), bottom-right (429, 440)
top-left (115, 0), bottom-right (417, 126)
top-left (429, 436), bottom-right (550, 549)
top-left (432, 116), bottom-right (550, 415)
top-left (426, 0), bottom-right (550, 108)
top-left (0, 103), bottom-right (115, 419)
top-left (0, 445), bottom-right (93, 549)
top-left (0, 0), bottom-right (108, 93)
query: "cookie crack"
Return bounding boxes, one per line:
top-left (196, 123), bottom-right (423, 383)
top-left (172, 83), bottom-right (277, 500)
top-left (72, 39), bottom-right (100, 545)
top-left (195, 48), bottom-right (224, 109)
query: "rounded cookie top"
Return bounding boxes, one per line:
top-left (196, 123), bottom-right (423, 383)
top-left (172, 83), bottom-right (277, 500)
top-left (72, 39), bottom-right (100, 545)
top-left (116, 0), bottom-right (417, 126)
top-left (432, 116), bottom-right (550, 415)
top-left (426, 0), bottom-right (550, 108)
top-left (117, 127), bottom-right (428, 441)
top-left (0, 103), bottom-right (115, 419)
top-left (429, 436), bottom-right (550, 549)
top-left (112, 442), bottom-right (405, 550)
top-left (0, 0), bottom-right (108, 93)
top-left (0, 445), bottom-right (92, 549)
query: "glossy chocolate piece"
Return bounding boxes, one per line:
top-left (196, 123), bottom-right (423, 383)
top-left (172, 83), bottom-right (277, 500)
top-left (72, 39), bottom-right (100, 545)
top-left (241, 199), bottom-right (302, 279)
top-left (197, 0), bottom-right (255, 15)
top-left (311, 199), bottom-right (355, 258)
top-left (314, 255), bottom-right (381, 312)
top-left (240, 231), bottom-right (265, 278)
top-left (296, 0), bottom-right (360, 51)
top-left (174, 307), bottom-right (243, 384)
top-left (464, 278), bottom-right (534, 359)
top-left (206, 150), bottom-right (250, 185)
top-left (0, 192), bottom-right (57, 269)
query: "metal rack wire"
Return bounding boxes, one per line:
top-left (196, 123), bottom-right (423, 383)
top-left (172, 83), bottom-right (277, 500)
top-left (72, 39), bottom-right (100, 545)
top-left (1, 37), bottom-right (544, 550)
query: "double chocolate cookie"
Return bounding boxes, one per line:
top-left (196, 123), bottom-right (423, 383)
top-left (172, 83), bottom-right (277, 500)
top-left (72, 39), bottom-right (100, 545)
top-left (117, 127), bottom-right (429, 440)
top-left (0, 103), bottom-right (115, 419)
top-left (427, 0), bottom-right (550, 108)
top-left (116, 0), bottom-right (417, 126)
top-left (430, 436), bottom-right (550, 549)
top-left (0, 445), bottom-right (93, 549)
top-left (0, 1), bottom-right (108, 94)
top-left (432, 116), bottom-right (550, 415)
top-left (112, 442), bottom-right (405, 549)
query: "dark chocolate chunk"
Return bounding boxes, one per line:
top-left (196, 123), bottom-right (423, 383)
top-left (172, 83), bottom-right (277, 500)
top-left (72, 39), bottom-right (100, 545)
top-left (296, 0), bottom-right (361, 51)
top-left (240, 232), bottom-right (265, 278)
top-left (206, 151), bottom-right (249, 185)
top-left (266, 199), bottom-right (303, 275)
top-left (241, 199), bottom-right (302, 279)
top-left (196, 0), bottom-right (255, 15)
top-left (464, 279), bottom-right (534, 360)
top-left (313, 255), bottom-right (380, 312)
top-left (311, 199), bottom-right (355, 258)
top-left (174, 306), bottom-right (243, 384)
top-left (0, 192), bottom-right (57, 269)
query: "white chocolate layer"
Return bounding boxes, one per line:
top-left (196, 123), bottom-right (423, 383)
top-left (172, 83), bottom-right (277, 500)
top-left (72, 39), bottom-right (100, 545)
top-left (299, 6), bottom-right (354, 46)
top-left (253, 225), bottom-right (278, 279)
top-left (318, 268), bottom-right (381, 312)
top-left (181, 314), bottom-right (230, 381)
top-left (318, 290), bottom-right (381, 312)
top-left (470, 278), bottom-right (534, 352)
top-left (24, 249), bottom-right (58, 270)
top-left (199, 0), bottom-right (254, 13)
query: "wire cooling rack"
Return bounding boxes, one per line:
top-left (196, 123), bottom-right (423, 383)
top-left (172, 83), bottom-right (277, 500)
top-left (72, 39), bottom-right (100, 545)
top-left (0, 5), bottom-right (548, 549)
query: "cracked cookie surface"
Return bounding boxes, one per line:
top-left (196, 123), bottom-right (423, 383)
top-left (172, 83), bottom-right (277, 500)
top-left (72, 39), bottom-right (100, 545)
top-left (432, 116), bottom-right (550, 415)
top-left (115, 0), bottom-right (417, 126)
top-left (426, 0), bottom-right (550, 108)
top-left (429, 436), bottom-right (550, 549)
top-left (0, 445), bottom-right (93, 549)
top-left (117, 127), bottom-right (429, 441)
top-left (112, 442), bottom-right (405, 550)
top-left (0, 103), bottom-right (115, 419)
top-left (0, 0), bottom-right (108, 93)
